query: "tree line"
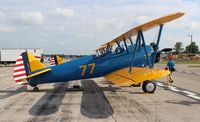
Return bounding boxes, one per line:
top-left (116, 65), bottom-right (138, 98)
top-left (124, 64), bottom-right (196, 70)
top-left (174, 42), bottom-right (199, 54)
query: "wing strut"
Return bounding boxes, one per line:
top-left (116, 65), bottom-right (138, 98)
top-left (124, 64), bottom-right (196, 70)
top-left (129, 24), bottom-right (164, 73)
top-left (123, 37), bottom-right (129, 53)
top-left (129, 33), bottom-right (140, 73)
top-left (129, 38), bottom-right (133, 45)
top-left (140, 31), bottom-right (151, 68)
top-left (152, 24), bottom-right (163, 67)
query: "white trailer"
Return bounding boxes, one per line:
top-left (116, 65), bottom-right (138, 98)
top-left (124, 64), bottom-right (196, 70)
top-left (0, 48), bottom-right (43, 64)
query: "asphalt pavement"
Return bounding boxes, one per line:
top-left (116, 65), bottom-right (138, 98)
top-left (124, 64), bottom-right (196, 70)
top-left (0, 64), bottom-right (199, 122)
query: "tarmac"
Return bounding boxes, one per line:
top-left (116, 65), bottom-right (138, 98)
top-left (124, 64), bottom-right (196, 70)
top-left (0, 64), bottom-right (199, 122)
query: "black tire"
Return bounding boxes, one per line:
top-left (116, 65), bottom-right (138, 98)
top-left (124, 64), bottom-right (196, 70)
top-left (33, 87), bottom-right (39, 92)
top-left (73, 85), bottom-right (80, 89)
top-left (142, 81), bottom-right (156, 93)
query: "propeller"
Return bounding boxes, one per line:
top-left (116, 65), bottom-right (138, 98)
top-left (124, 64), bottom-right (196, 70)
top-left (155, 48), bottom-right (172, 63)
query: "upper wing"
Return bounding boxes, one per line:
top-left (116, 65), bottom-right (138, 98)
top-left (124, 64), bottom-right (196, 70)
top-left (96, 12), bottom-right (184, 51)
top-left (105, 67), bottom-right (170, 86)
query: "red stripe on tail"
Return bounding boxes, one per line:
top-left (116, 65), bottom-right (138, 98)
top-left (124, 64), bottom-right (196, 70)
top-left (13, 54), bottom-right (28, 85)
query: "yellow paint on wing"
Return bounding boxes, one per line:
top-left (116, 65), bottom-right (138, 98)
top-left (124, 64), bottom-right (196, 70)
top-left (105, 67), bottom-right (170, 86)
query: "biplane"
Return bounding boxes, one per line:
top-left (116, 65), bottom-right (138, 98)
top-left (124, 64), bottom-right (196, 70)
top-left (13, 12), bottom-right (184, 93)
top-left (50, 55), bottom-right (64, 66)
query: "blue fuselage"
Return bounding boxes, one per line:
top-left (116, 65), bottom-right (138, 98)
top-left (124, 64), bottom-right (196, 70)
top-left (29, 45), bottom-right (155, 86)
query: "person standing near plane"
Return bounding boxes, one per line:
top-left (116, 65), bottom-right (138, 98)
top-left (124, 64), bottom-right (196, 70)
top-left (167, 55), bottom-right (175, 73)
top-left (165, 55), bottom-right (175, 88)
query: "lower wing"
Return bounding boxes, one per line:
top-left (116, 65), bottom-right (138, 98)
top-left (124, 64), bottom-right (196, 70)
top-left (105, 67), bottom-right (170, 86)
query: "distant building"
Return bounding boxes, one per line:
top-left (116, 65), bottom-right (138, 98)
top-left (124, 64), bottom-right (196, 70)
top-left (0, 48), bottom-right (43, 64)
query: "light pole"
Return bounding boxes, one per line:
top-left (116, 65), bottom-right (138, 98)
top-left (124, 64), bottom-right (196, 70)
top-left (188, 35), bottom-right (193, 53)
top-left (188, 35), bottom-right (193, 44)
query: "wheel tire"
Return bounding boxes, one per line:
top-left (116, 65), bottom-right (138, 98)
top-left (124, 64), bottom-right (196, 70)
top-left (142, 81), bottom-right (156, 93)
top-left (33, 87), bottom-right (39, 92)
top-left (142, 81), bottom-right (148, 92)
top-left (73, 85), bottom-right (80, 89)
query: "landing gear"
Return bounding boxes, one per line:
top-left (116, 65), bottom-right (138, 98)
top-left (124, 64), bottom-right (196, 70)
top-left (142, 80), bottom-right (156, 93)
top-left (73, 85), bottom-right (80, 89)
top-left (33, 86), bottom-right (39, 92)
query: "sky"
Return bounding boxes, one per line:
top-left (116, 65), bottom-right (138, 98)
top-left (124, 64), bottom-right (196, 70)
top-left (0, 0), bottom-right (200, 54)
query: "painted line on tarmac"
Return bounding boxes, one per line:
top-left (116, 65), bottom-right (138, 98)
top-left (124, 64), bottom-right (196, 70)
top-left (168, 86), bottom-right (181, 92)
top-left (156, 82), bottom-right (165, 86)
top-left (187, 95), bottom-right (200, 100)
top-left (182, 91), bottom-right (200, 100)
top-left (156, 82), bottom-right (200, 101)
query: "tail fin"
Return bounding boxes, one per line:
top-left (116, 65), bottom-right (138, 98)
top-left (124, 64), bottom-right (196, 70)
top-left (13, 54), bottom-right (28, 85)
top-left (50, 55), bottom-right (64, 66)
top-left (13, 52), bottom-right (46, 85)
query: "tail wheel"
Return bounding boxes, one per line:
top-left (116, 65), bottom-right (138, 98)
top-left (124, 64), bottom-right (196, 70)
top-left (142, 81), bottom-right (156, 93)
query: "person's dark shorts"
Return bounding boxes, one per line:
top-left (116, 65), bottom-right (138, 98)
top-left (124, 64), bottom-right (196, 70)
top-left (170, 68), bottom-right (175, 72)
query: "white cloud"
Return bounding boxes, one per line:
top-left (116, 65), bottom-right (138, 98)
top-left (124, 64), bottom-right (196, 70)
top-left (57, 41), bottom-right (64, 45)
top-left (168, 20), bottom-right (200, 30)
top-left (95, 18), bottom-right (125, 30)
top-left (54, 8), bottom-right (74, 18)
top-left (0, 25), bottom-right (15, 33)
top-left (136, 16), bottom-right (149, 24)
top-left (190, 21), bottom-right (200, 29)
top-left (0, 11), bottom-right (6, 22)
top-left (17, 11), bottom-right (44, 25)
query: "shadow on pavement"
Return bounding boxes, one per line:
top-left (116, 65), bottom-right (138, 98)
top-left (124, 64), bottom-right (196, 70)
top-left (0, 86), bottom-right (27, 99)
top-left (29, 82), bottom-right (69, 116)
top-left (80, 80), bottom-right (114, 119)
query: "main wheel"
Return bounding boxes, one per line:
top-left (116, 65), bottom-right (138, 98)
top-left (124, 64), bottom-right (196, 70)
top-left (142, 81), bottom-right (156, 93)
top-left (33, 86), bottom-right (39, 92)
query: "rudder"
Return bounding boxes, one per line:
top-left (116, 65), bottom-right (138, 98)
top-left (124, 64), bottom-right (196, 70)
top-left (13, 52), bottom-right (46, 85)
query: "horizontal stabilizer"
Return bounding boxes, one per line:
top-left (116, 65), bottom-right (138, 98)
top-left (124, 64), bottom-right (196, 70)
top-left (105, 67), bottom-right (170, 86)
top-left (26, 68), bottom-right (51, 78)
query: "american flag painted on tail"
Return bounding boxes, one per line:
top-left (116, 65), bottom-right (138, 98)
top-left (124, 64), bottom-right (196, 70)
top-left (50, 56), bottom-right (56, 66)
top-left (13, 55), bottom-right (27, 85)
